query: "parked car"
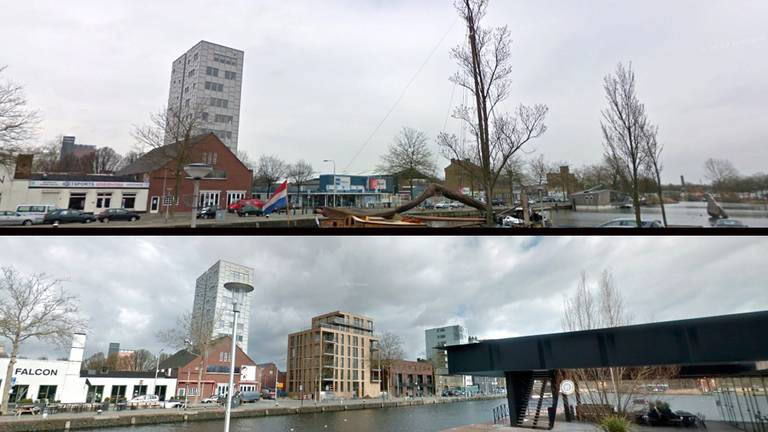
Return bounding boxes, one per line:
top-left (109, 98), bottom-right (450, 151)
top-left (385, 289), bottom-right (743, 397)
top-left (597, 218), bottom-right (663, 228)
top-left (43, 209), bottom-right (97, 224)
top-left (196, 206), bottom-right (218, 219)
top-left (492, 198), bottom-right (505, 207)
top-left (421, 201), bottom-right (435, 209)
top-left (161, 398), bottom-right (186, 409)
top-left (0, 211), bottom-right (35, 226)
top-left (714, 219), bottom-right (748, 228)
top-left (15, 204), bottom-right (58, 224)
top-left (200, 394), bottom-right (219, 404)
top-left (237, 205), bottom-right (263, 217)
top-left (97, 208), bottom-right (141, 223)
top-left (228, 198), bottom-right (265, 213)
top-left (127, 394), bottom-right (160, 407)
top-left (239, 391), bottom-right (261, 403)
top-left (261, 389), bottom-right (276, 400)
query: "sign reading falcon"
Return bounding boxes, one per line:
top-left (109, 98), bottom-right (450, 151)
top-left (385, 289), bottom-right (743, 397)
top-left (263, 181), bottom-right (288, 215)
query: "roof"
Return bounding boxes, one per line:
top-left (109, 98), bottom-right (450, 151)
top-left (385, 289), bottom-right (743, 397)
top-left (116, 134), bottom-right (213, 176)
top-left (80, 370), bottom-right (170, 379)
top-left (158, 349), bottom-right (198, 370)
top-left (28, 173), bottom-right (140, 182)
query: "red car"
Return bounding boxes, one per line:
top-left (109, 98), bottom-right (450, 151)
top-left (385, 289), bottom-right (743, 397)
top-left (228, 198), bottom-right (265, 213)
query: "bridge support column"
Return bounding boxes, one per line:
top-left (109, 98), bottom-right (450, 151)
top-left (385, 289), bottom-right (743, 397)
top-left (549, 370), bottom-right (560, 429)
top-left (505, 370), bottom-right (533, 428)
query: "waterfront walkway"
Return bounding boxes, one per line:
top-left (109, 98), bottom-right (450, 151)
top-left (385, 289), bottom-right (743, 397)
top-left (0, 395), bottom-right (504, 432)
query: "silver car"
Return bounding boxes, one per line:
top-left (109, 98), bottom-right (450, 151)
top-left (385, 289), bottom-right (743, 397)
top-left (598, 218), bottom-right (663, 228)
top-left (0, 211), bottom-right (35, 226)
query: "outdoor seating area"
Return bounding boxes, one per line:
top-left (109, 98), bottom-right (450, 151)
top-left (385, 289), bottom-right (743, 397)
top-left (635, 401), bottom-right (706, 428)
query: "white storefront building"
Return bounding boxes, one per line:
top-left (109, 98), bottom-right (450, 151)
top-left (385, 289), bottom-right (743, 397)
top-left (0, 334), bottom-right (176, 405)
top-left (0, 160), bottom-right (149, 214)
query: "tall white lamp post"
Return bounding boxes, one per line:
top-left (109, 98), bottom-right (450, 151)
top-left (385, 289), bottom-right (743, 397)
top-left (184, 163), bottom-right (213, 228)
top-left (222, 281), bottom-right (254, 432)
top-left (153, 349), bottom-right (163, 398)
top-left (323, 159), bottom-right (336, 207)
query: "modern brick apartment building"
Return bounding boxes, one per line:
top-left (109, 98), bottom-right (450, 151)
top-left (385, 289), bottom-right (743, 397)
top-left (382, 359), bottom-right (435, 397)
top-left (117, 133), bottom-right (252, 213)
top-left (286, 311), bottom-right (382, 400)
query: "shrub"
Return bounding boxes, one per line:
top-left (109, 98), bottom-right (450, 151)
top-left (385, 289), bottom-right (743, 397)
top-left (600, 415), bottom-right (633, 432)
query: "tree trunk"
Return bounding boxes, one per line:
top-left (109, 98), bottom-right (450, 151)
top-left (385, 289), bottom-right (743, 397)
top-left (0, 337), bottom-right (20, 415)
top-left (632, 166), bottom-right (642, 227)
top-left (656, 172), bottom-right (668, 227)
top-left (409, 177), bottom-right (414, 200)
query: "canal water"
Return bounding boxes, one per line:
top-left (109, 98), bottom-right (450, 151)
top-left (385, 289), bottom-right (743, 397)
top-left (84, 398), bottom-right (506, 432)
top-left (547, 201), bottom-right (768, 227)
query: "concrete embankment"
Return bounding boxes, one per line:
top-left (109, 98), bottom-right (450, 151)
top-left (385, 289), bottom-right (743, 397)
top-left (0, 396), bottom-right (505, 432)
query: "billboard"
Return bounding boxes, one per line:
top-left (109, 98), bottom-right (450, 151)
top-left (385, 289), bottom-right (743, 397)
top-left (368, 178), bottom-right (387, 191)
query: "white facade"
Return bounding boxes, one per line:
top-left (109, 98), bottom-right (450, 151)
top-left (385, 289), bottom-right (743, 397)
top-left (425, 325), bottom-right (471, 389)
top-left (167, 40), bottom-right (244, 151)
top-left (0, 167), bottom-right (149, 214)
top-left (0, 334), bottom-right (176, 405)
top-left (192, 260), bottom-right (254, 354)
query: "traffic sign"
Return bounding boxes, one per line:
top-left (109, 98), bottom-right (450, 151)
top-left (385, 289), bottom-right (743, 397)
top-left (560, 379), bottom-right (575, 395)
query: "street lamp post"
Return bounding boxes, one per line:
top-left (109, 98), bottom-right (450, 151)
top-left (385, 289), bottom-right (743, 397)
top-left (222, 282), bottom-right (254, 432)
top-left (184, 163), bottom-right (213, 229)
top-left (323, 159), bottom-right (336, 207)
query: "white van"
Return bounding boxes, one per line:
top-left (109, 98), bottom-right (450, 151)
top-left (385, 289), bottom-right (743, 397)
top-left (15, 204), bottom-right (58, 224)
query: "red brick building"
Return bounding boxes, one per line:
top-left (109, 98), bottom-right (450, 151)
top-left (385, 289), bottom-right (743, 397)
top-left (381, 359), bottom-right (435, 397)
top-left (117, 133), bottom-right (253, 213)
top-left (158, 336), bottom-right (261, 400)
top-left (257, 363), bottom-right (286, 393)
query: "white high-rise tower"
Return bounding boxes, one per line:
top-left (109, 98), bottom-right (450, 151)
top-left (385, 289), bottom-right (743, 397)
top-left (192, 260), bottom-right (254, 353)
top-left (167, 41), bottom-right (244, 150)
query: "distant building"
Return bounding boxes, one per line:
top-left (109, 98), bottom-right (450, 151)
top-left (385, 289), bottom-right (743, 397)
top-left (108, 343), bottom-right (120, 357)
top-left (192, 260), bottom-right (255, 354)
top-left (545, 166), bottom-right (580, 199)
top-left (425, 325), bottom-right (472, 392)
top-left (382, 359), bottom-right (435, 397)
top-left (570, 188), bottom-right (630, 209)
top-left (60, 136), bottom-right (96, 162)
top-left (167, 41), bottom-right (244, 151)
top-left (257, 362), bottom-right (286, 393)
top-left (443, 159), bottom-right (513, 202)
top-left (286, 311), bottom-right (382, 399)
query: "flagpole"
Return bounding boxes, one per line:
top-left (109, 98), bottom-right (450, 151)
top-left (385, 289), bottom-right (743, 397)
top-left (285, 181), bottom-right (292, 227)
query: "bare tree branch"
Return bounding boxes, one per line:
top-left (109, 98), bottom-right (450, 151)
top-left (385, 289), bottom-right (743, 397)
top-left (0, 66), bottom-right (41, 169)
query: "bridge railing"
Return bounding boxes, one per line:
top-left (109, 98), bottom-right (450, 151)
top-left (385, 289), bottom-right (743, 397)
top-left (493, 403), bottom-right (509, 424)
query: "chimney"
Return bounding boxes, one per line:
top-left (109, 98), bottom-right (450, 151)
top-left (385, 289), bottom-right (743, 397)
top-left (69, 333), bottom-right (86, 363)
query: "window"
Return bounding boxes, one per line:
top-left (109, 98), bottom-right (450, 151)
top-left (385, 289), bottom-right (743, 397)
top-left (224, 71), bottom-right (237, 80)
top-left (206, 66), bottom-right (219, 77)
top-left (201, 112), bottom-right (209, 121)
top-left (133, 385), bottom-right (148, 397)
top-left (122, 193), bottom-right (137, 209)
top-left (111, 385), bottom-right (127, 400)
top-left (205, 82), bottom-right (224, 92)
top-left (96, 193), bottom-right (112, 209)
top-left (185, 98), bottom-right (190, 107)
top-left (193, 53), bottom-right (199, 61)
top-left (188, 69), bottom-right (196, 77)
top-left (219, 351), bottom-right (230, 362)
top-left (209, 97), bottom-right (229, 108)
top-left (87, 385), bottom-right (105, 403)
top-left (38, 385), bottom-right (58, 401)
top-left (184, 86), bottom-right (189, 94)
top-left (215, 114), bottom-right (233, 123)
top-left (9, 385), bottom-right (29, 403)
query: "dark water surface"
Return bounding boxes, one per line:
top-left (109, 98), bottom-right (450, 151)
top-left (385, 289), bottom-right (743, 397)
top-left (85, 398), bottom-right (505, 432)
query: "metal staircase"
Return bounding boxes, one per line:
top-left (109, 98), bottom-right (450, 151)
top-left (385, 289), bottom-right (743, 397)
top-left (517, 371), bottom-right (553, 429)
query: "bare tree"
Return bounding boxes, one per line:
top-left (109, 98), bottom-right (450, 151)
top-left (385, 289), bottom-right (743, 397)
top-left (132, 349), bottom-right (157, 372)
top-left (438, 1), bottom-right (548, 225)
top-left (117, 150), bottom-right (144, 172)
top-left (601, 62), bottom-right (654, 226)
top-left (502, 156), bottom-right (528, 203)
top-left (132, 103), bottom-right (207, 214)
top-left (378, 127), bottom-right (436, 199)
top-left (528, 154), bottom-right (548, 187)
top-left (0, 267), bottom-right (86, 414)
top-left (375, 332), bottom-right (405, 393)
top-left (561, 270), bottom-right (677, 418)
top-left (156, 311), bottom-right (217, 402)
top-left (0, 66), bottom-right (41, 170)
top-left (703, 158), bottom-right (739, 191)
top-left (288, 160), bottom-right (315, 212)
top-left (89, 147), bottom-right (124, 174)
top-left (256, 155), bottom-right (288, 196)
top-left (83, 352), bottom-right (107, 370)
top-left (236, 150), bottom-right (252, 167)
top-left (31, 135), bottom-right (63, 172)
top-left (643, 126), bottom-right (667, 226)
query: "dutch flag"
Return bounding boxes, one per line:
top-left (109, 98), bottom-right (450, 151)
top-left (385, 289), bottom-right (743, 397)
top-left (263, 181), bottom-right (288, 215)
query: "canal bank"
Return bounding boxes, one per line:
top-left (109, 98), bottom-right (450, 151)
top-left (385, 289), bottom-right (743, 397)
top-left (0, 396), bottom-right (505, 432)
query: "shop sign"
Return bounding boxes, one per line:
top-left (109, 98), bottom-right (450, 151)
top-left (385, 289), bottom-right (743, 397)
top-left (29, 180), bottom-right (149, 189)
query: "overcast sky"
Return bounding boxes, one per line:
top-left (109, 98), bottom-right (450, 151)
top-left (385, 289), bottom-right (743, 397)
top-left (2, 1), bottom-right (767, 183)
top-left (1, 236), bottom-right (766, 368)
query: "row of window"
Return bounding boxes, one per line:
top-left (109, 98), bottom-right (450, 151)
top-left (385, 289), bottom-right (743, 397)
top-left (214, 54), bottom-right (237, 66)
top-left (205, 81), bottom-right (225, 92)
top-left (209, 97), bottom-right (229, 108)
top-left (201, 128), bottom-right (233, 140)
top-left (199, 112), bottom-right (231, 124)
